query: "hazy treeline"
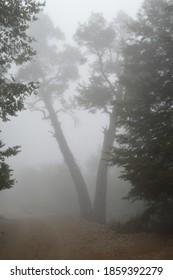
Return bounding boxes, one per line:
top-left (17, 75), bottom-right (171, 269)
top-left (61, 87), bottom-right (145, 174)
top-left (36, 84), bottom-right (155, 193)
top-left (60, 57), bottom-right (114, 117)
top-left (0, 158), bottom-right (143, 219)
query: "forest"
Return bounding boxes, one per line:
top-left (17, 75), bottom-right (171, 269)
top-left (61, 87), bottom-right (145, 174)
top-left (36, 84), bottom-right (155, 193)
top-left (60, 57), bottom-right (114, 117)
top-left (0, 0), bottom-right (173, 260)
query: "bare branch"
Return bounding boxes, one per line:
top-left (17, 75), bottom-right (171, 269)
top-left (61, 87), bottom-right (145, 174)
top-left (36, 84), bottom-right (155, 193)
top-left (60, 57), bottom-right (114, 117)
top-left (27, 102), bottom-right (50, 120)
top-left (97, 50), bottom-right (116, 95)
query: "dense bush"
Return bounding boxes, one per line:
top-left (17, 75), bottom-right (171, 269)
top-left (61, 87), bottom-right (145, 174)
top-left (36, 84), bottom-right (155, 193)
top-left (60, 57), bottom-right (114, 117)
top-left (109, 202), bottom-right (173, 234)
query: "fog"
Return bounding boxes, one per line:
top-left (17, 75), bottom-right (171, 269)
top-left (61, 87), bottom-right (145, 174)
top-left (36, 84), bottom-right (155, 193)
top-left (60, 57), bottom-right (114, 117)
top-left (0, 0), bottom-right (144, 222)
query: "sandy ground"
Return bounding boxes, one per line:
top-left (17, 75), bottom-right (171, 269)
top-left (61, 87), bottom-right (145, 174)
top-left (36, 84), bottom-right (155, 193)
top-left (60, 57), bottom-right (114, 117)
top-left (0, 216), bottom-right (173, 260)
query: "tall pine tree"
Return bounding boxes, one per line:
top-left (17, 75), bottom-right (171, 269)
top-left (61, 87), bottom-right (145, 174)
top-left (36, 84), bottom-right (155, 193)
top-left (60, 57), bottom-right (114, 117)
top-left (109, 0), bottom-right (173, 225)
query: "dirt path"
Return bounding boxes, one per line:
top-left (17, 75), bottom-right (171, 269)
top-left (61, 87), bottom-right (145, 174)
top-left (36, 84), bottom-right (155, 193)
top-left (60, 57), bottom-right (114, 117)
top-left (0, 217), bottom-right (173, 259)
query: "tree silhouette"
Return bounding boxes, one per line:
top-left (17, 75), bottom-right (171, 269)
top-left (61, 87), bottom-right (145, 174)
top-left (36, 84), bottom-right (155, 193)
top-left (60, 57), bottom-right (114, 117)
top-left (74, 12), bottom-right (132, 223)
top-left (0, 0), bottom-right (44, 190)
top-left (109, 0), bottom-right (173, 224)
top-left (18, 14), bottom-right (92, 220)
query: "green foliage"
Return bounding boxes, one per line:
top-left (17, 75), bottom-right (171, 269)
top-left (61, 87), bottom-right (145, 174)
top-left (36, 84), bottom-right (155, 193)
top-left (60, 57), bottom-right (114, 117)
top-left (0, 0), bottom-right (44, 70)
top-left (74, 13), bottom-right (117, 113)
top-left (0, 139), bottom-right (20, 191)
top-left (109, 215), bottom-right (147, 233)
top-left (0, 79), bottom-right (38, 121)
top-left (0, 0), bottom-right (44, 190)
top-left (74, 12), bottom-right (132, 114)
top-left (0, 0), bottom-right (44, 120)
top-left (77, 76), bottom-right (112, 113)
top-left (109, 0), bottom-right (173, 216)
top-left (74, 13), bottom-right (115, 50)
top-left (18, 14), bottom-right (83, 113)
top-left (110, 202), bottom-right (173, 234)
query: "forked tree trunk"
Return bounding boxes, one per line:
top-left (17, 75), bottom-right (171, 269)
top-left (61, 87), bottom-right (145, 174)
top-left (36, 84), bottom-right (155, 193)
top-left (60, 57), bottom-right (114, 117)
top-left (93, 110), bottom-right (115, 224)
top-left (41, 90), bottom-right (116, 224)
top-left (42, 93), bottom-right (93, 221)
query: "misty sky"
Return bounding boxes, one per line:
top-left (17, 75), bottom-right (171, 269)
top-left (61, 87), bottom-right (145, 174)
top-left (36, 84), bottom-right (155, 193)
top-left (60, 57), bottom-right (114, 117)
top-left (2, 0), bottom-right (144, 173)
top-left (46, 0), bottom-right (143, 40)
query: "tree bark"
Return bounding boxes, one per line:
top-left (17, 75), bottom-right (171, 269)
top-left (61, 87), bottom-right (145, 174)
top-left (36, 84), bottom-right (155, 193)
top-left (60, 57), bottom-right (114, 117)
top-left (42, 93), bottom-right (93, 221)
top-left (93, 109), bottom-right (115, 223)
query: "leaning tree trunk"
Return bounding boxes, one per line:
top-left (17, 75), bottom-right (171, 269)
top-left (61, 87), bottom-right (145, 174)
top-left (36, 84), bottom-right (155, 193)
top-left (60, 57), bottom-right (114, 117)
top-left (42, 93), bottom-right (93, 221)
top-left (93, 109), bottom-right (115, 224)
